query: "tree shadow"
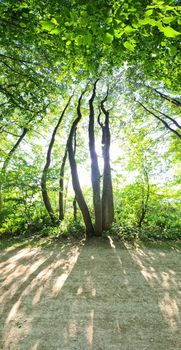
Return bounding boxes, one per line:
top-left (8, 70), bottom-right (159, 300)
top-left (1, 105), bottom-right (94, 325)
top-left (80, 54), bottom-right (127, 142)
top-left (124, 241), bottom-right (181, 337)
top-left (0, 238), bottom-right (180, 349)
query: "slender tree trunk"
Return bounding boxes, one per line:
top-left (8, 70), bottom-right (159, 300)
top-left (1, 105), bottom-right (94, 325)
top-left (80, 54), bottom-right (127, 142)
top-left (64, 179), bottom-right (69, 214)
top-left (88, 80), bottom-right (102, 235)
top-left (100, 90), bottom-right (114, 231)
top-left (138, 166), bottom-right (150, 227)
top-left (72, 129), bottom-right (77, 221)
top-left (73, 196), bottom-right (77, 221)
top-left (0, 127), bottom-right (28, 210)
top-left (67, 88), bottom-right (94, 237)
top-left (41, 96), bottom-right (72, 223)
top-left (59, 148), bottom-right (67, 221)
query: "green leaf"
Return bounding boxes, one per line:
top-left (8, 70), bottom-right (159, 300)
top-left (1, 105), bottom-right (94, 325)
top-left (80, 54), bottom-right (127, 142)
top-left (106, 17), bottom-right (113, 24)
top-left (51, 18), bottom-right (58, 25)
top-left (22, 13), bottom-right (29, 18)
top-left (50, 28), bottom-right (60, 35)
top-left (83, 34), bottom-right (92, 45)
top-left (169, 46), bottom-right (177, 55)
top-left (40, 20), bottom-right (55, 32)
top-left (19, 22), bottom-right (26, 28)
top-left (123, 41), bottom-right (135, 52)
top-left (162, 17), bottom-right (176, 24)
top-left (124, 25), bottom-right (134, 33)
top-left (145, 10), bottom-right (153, 17)
top-left (65, 22), bottom-right (72, 27)
top-left (138, 18), bottom-right (157, 26)
top-left (161, 26), bottom-right (180, 38)
top-left (114, 29), bottom-right (124, 38)
top-left (75, 36), bottom-right (83, 45)
top-left (103, 33), bottom-right (114, 44)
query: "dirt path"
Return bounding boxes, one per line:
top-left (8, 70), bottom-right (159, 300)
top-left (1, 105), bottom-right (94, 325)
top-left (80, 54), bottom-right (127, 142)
top-left (0, 238), bottom-right (180, 350)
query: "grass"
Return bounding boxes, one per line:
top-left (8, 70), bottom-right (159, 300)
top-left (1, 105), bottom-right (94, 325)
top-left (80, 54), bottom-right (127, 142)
top-left (0, 232), bottom-right (82, 250)
top-left (0, 230), bottom-right (181, 251)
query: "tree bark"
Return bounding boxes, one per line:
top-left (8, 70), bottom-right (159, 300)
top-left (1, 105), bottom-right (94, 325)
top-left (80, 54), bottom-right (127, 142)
top-left (67, 88), bottom-right (94, 237)
top-left (0, 127), bottom-right (28, 210)
top-left (59, 148), bottom-right (67, 221)
top-left (100, 89), bottom-right (114, 231)
top-left (41, 96), bottom-right (72, 223)
top-left (138, 165), bottom-right (150, 228)
top-left (88, 80), bottom-right (102, 235)
top-left (73, 196), bottom-right (77, 221)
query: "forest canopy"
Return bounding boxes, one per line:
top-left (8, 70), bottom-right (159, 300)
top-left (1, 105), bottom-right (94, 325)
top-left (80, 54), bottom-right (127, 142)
top-left (0, 0), bottom-right (181, 240)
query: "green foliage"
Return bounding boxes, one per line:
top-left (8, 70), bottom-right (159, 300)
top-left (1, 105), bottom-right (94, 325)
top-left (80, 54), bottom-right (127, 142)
top-left (59, 217), bottom-right (85, 239)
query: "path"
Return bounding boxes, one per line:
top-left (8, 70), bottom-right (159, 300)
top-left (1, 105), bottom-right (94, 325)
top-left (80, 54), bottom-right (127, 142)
top-left (0, 238), bottom-right (180, 349)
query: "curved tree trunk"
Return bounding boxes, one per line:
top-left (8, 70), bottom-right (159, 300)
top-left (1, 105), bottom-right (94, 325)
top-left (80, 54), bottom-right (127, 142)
top-left (0, 127), bottom-right (28, 210)
top-left (100, 89), bottom-right (114, 231)
top-left (89, 80), bottom-right (102, 235)
top-left (41, 96), bottom-right (72, 223)
top-left (67, 88), bottom-right (94, 237)
top-left (59, 148), bottom-right (67, 221)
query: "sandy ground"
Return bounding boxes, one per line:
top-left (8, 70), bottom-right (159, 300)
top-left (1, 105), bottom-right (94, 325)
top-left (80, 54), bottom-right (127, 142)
top-left (0, 237), bottom-right (180, 350)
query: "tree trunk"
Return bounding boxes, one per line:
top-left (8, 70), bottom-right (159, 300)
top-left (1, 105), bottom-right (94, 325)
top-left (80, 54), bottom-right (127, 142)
top-left (0, 127), bottom-right (28, 210)
top-left (41, 96), bottom-right (72, 223)
top-left (73, 196), bottom-right (77, 221)
top-left (100, 90), bottom-right (114, 231)
top-left (63, 179), bottom-right (69, 214)
top-left (67, 88), bottom-right (94, 237)
top-left (138, 165), bottom-right (150, 228)
top-left (59, 148), bottom-right (67, 221)
top-left (88, 80), bottom-right (102, 235)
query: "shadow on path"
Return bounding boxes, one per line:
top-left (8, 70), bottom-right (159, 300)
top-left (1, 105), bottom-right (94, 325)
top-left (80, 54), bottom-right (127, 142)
top-left (0, 238), bottom-right (180, 349)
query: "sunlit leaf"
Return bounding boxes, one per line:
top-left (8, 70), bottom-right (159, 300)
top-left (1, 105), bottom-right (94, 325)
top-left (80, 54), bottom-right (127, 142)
top-left (40, 20), bottom-right (55, 32)
top-left (50, 28), bottom-right (60, 35)
top-left (124, 25), bottom-right (134, 33)
top-left (162, 17), bottom-right (176, 24)
top-left (103, 33), bottom-right (114, 44)
top-left (145, 10), bottom-right (153, 17)
top-left (161, 26), bottom-right (180, 38)
top-left (123, 41), bottom-right (135, 51)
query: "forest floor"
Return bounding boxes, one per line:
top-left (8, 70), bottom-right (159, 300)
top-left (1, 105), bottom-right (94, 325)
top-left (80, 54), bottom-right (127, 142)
top-left (0, 237), bottom-right (180, 350)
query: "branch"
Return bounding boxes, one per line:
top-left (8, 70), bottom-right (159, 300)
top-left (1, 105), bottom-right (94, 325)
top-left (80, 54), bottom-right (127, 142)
top-left (0, 128), bottom-right (21, 137)
top-left (136, 100), bottom-right (181, 141)
top-left (1, 127), bottom-right (28, 173)
top-left (97, 106), bottom-right (104, 129)
top-left (152, 108), bottom-right (181, 130)
top-left (0, 53), bottom-right (35, 65)
top-left (153, 88), bottom-right (181, 107)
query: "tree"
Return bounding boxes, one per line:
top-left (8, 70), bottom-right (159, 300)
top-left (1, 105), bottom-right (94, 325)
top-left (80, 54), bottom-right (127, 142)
top-left (100, 89), bottom-right (114, 230)
top-left (88, 80), bottom-right (102, 235)
top-left (41, 96), bottom-right (72, 223)
top-left (67, 87), bottom-right (94, 237)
